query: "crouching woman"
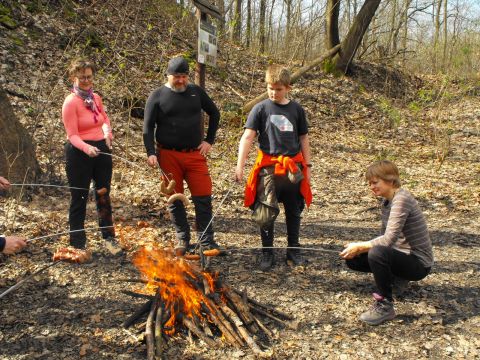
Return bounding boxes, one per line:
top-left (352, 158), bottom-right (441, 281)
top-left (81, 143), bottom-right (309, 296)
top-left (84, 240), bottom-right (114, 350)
top-left (340, 160), bottom-right (433, 325)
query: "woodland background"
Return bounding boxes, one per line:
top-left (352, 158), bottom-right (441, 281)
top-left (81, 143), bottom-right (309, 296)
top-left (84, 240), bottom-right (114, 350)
top-left (0, 0), bottom-right (479, 359)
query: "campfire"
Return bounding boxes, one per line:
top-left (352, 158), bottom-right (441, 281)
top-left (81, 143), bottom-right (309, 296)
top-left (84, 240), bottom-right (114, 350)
top-left (124, 246), bottom-right (294, 358)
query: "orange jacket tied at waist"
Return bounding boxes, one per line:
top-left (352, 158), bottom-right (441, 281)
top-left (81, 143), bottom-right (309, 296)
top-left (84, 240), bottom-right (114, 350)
top-left (244, 150), bottom-right (312, 208)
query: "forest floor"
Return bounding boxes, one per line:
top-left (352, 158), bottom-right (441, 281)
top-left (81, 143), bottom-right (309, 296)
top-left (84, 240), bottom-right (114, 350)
top-left (1, 1), bottom-right (479, 359)
top-left (1, 68), bottom-right (479, 360)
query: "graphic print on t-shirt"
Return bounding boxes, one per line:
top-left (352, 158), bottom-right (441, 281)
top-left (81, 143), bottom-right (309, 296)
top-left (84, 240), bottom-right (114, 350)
top-left (269, 115), bottom-right (293, 132)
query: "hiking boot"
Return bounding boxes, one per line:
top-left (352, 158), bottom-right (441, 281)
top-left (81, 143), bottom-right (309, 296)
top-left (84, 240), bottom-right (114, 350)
top-left (286, 249), bottom-right (307, 267)
top-left (201, 241), bottom-right (225, 257)
top-left (359, 293), bottom-right (396, 325)
top-left (393, 276), bottom-right (410, 297)
top-left (104, 237), bottom-right (123, 256)
top-left (259, 251), bottom-right (275, 271)
top-left (174, 239), bottom-right (190, 256)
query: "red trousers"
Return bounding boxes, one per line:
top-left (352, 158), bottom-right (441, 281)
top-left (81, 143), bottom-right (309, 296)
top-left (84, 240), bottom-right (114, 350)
top-left (157, 148), bottom-right (212, 196)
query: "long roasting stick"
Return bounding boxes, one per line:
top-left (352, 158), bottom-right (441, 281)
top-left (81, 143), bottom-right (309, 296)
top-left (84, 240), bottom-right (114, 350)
top-left (0, 261), bottom-right (61, 299)
top-left (10, 183), bottom-right (89, 190)
top-left (26, 225), bottom-right (114, 243)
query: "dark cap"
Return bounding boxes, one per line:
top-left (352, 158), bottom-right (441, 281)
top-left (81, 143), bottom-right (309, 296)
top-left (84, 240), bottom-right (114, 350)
top-left (166, 56), bottom-right (189, 75)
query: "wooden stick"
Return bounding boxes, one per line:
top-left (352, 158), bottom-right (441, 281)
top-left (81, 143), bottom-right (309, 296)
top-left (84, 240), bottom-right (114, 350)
top-left (201, 300), bottom-right (242, 346)
top-left (223, 286), bottom-right (259, 333)
top-left (233, 289), bottom-right (293, 320)
top-left (154, 297), bottom-right (164, 359)
top-left (221, 305), bottom-right (264, 355)
top-left (249, 305), bottom-right (292, 328)
top-left (121, 290), bottom-right (153, 300)
top-left (0, 261), bottom-right (61, 299)
top-left (146, 294), bottom-right (158, 360)
top-left (123, 299), bottom-right (153, 328)
top-left (182, 316), bottom-right (217, 347)
top-left (252, 314), bottom-right (274, 338)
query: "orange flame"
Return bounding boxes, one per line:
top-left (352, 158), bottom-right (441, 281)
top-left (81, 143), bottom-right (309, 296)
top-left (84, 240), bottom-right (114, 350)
top-left (133, 246), bottom-right (218, 334)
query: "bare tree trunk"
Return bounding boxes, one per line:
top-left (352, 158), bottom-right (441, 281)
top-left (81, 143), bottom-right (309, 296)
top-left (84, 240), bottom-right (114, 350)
top-left (334, 0), bottom-right (382, 73)
top-left (0, 89), bottom-right (40, 184)
top-left (387, 0), bottom-right (397, 55)
top-left (433, 0), bottom-right (442, 70)
top-left (284, 0), bottom-right (293, 47)
top-left (216, 0), bottom-right (225, 33)
top-left (246, 0), bottom-right (251, 47)
top-left (325, 0), bottom-right (341, 49)
top-left (231, 0), bottom-right (242, 43)
top-left (259, 0), bottom-right (266, 52)
top-left (401, 0), bottom-right (410, 65)
top-left (442, 0), bottom-right (448, 70)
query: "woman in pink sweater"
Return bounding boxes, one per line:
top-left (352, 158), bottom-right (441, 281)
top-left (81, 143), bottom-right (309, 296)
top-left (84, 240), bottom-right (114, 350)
top-left (61, 58), bottom-right (120, 255)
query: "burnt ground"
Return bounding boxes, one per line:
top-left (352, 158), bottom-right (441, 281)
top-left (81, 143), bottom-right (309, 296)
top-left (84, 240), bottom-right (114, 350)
top-left (1, 76), bottom-right (479, 359)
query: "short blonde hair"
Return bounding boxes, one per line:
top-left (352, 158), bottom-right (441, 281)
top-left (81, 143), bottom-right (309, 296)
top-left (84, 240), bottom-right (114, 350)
top-left (366, 160), bottom-right (401, 188)
top-left (265, 65), bottom-right (291, 86)
top-left (68, 58), bottom-right (96, 81)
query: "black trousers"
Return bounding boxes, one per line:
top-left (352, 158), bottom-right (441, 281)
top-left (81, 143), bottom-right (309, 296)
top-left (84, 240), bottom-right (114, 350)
top-left (65, 140), bottom-right (114, 248)
top-left (346, 245), bottom-right (431, 301)
top-left (261, 174), bottom-right (305, 252)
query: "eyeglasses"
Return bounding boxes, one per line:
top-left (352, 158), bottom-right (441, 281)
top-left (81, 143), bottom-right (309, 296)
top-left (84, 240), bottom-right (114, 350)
top-left (77, 75), bottom-right (94, 82)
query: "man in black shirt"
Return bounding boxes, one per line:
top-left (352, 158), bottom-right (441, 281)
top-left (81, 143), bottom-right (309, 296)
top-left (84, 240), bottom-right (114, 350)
top-left (143, 56), bottom-right (221, 256)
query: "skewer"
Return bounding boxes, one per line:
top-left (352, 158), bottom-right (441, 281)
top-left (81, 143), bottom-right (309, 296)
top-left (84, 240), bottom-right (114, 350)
top-left (10, 183), bottom-right (89, 190)
top-left (26, 225), bottom-right (115, 243)
top-left (0, 261), bottom-right (61, 299)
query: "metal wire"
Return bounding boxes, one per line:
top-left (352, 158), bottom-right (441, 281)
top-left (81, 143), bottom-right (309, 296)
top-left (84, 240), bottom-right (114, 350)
top-left (0, 261), bottom-right (61, 300)
top-left (10, 184), bottom-right (89, 191)
top-left (194, 187), bottom-right (233, 253)
top-left (26, 225), bottom-right (115, 243)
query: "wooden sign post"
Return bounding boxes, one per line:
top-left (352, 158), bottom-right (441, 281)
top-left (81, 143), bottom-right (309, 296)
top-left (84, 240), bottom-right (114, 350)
top-left (192, 0), bottom-right (222, 89)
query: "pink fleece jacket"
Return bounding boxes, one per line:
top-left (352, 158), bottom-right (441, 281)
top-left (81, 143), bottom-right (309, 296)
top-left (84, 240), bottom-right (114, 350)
top-left (62, 93), bottom-right (113, 154)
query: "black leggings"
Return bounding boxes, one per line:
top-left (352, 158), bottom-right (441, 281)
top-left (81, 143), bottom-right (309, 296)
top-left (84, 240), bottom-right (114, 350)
top-left (261, 174), bottom-right (305, 249)
top-left (65, 140), bottom-right (114, 248)
top-left (346, 245), bottom-right (430, 301)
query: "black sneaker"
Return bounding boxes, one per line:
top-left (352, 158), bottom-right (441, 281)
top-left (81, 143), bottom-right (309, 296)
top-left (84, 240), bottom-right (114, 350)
top-left (174, 239), bottom-right (190, 256)
top-left (259, 251), bottom-right (274, 271)
top-left (286, 249), bottom-right (307, 267)
top-left (104, 237), bottom-right (123, 256)
top-left (359, 293), bottom-right (396, 325)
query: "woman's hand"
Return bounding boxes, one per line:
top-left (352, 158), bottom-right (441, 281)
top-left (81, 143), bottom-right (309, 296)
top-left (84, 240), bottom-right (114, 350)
top-left (105, 137), bottom-right (112, 150)
top-left (87, 146), bottom-right (100, 157)
top-left (340, 241), bottom-right (372, 259)
top-left (0, 176), bottom-right (10, 190)
top-left (3, 236), bottom-right (27, 255)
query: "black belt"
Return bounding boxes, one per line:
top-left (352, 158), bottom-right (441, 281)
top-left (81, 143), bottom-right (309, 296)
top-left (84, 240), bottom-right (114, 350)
top-left (157, 144), bottom-right (199, 153)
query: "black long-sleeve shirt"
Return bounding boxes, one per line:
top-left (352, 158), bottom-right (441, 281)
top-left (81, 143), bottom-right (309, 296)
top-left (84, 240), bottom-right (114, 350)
top-left (0, 236), bottom-right (5, 252)
top-left (143, 84), bottom-right (220, 156)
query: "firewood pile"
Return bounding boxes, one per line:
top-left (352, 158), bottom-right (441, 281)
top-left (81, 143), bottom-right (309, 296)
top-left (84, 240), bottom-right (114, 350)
top-left (124, 246), bottom-right (294, 359)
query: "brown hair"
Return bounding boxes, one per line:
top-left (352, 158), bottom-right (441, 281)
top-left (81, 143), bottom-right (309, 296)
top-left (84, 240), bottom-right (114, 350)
top-left (366, 160), bottom-right (401, 188)
top-left (265, 65), bottom-right (291, 86)
top-left (68, 58), bottom-right (96, 81)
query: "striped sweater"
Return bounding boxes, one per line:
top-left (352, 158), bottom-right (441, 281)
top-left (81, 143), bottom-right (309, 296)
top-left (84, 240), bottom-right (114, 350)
top-left (370, 188), bottom-right (434, 268)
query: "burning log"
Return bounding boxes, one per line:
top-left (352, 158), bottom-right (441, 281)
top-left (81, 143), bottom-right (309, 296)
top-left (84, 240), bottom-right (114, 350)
top-left (154, 299), bottom-right (164, 357)
top-left (123, 299), bottom-right (153, 329)
top-left (126, 246), bottom-right (291, 357)
top-left (146, 294), bottom-right (157, 360)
